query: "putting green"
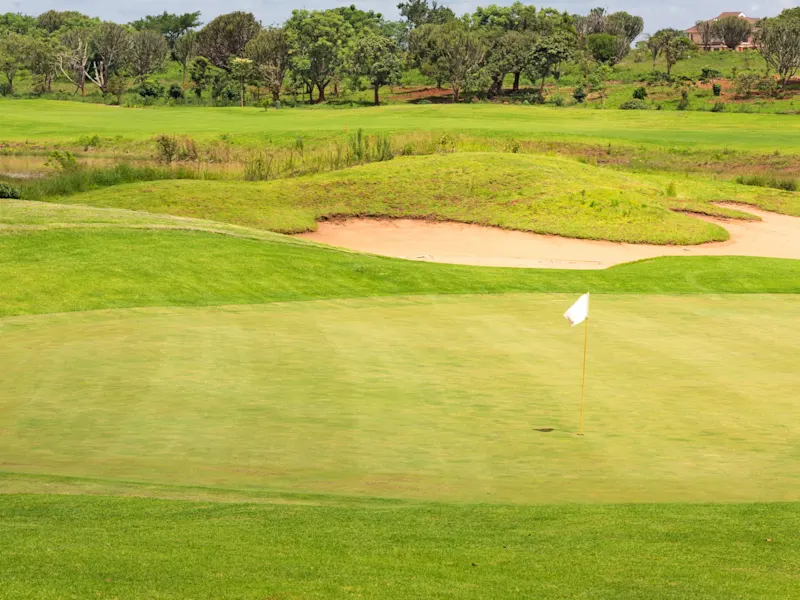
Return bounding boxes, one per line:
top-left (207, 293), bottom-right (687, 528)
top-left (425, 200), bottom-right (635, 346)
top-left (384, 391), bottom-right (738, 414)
top-left (1, 293), bottom-right (798, 504)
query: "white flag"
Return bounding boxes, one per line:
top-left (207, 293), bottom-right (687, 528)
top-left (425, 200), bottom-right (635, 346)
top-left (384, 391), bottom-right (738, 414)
top-left (564, 293), bottom-right (590, 327)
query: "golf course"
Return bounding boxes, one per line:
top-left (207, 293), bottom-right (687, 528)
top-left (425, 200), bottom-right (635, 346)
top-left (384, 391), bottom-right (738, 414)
top-left (2, 96), bottom-right (800, 598)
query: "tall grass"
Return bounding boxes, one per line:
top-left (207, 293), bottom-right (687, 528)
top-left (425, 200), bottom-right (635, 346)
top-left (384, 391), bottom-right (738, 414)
top-left (20, 163), bottom-right (215, 200)
top-left (735, 174), bottom-right (798, 192)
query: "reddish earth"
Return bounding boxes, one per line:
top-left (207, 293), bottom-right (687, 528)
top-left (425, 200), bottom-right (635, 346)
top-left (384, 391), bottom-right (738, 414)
top-left (297, 205), bottom-right (800, 270)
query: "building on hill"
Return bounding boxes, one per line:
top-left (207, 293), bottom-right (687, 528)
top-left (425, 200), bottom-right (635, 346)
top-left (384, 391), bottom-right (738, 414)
top-left (685, 12), bottom-right (760, 51)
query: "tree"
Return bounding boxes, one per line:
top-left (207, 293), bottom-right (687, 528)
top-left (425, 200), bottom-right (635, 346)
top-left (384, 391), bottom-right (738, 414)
top-left (437, 22), bottom-right (485, 102)
top-left (484, 29), bottom-right (530, 95)
top-left (35, 10), bottom-right (97, 33)
top-left (245, 28), bottom-right (291, 102)
top-left (649, 29), bottom-right (693, 75)
top-left (285, 9), bottom-right (354, 103)
top-left (189, 55), bottom-right (212, 97)
top-left (756, 12), bottom-right (800, 91)
top-left (229, 57), bottom-right (254, 107)
top-left (605, 11), bottom-right (643, 63)
top-left (26, 35), bottom-right (60, 93)
top-left (197, 12), bottom-right (261, 71)
top-left (0, 32), bottom-right (28, 94)
top-left (57, 28), bottom-right (92, 95)
top-left (645, 33), bottom-right (662, 72)
top-left (173, 31), bottom-right (198, 84)
top-left (397, 0), bottom-right (454, 29)
top-left (349, 32), bottom-right (402, 105)
top-left (87, 22), bottom-right (132, 93)
top-left (130, 29), bottom-right (169, 84)
top-left (587, 33), bottom-right (617, 64)
top-left (526, 26), bottom-right (576, 94)
top-left (712, 16), bottom-right (752, 51)
top-left (409, 22), bottom-right (450, 89)
top-left (130, 11), bottom-right (202, 50)
top-left (0, 12), bottom-right (37, 35)
top-left (695, 20), bottom-right (715, 51)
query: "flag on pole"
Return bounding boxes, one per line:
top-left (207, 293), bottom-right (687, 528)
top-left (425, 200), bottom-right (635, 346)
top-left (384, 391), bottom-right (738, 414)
top-left (564, 293), bottom-right (590, 327)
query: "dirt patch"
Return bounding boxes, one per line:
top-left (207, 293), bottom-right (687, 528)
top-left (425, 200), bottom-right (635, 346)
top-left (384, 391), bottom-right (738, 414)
top-left (296, 205), bottom-right (800, 270)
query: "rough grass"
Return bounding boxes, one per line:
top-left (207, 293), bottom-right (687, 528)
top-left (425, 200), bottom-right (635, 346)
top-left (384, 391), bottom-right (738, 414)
top-left (53, 153), bottom-right (800, 244)
top-left (4, 100), bottom-right (800, 152)
top-left (1, 494), bottom-right (798, 600)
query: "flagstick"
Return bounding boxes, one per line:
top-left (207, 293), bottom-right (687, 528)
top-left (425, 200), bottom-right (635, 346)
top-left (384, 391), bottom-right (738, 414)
top-left (578, 317), bottom-right (589, 436)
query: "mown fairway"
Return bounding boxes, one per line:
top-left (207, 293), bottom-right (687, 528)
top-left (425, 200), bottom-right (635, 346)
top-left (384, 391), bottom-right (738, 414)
top-left (4, 99), bottom-right (800, 151)
top-left (1, 294), bottom-right (799, 504)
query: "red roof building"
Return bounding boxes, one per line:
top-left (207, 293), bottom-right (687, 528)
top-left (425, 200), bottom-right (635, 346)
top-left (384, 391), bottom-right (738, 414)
top-left (685, 12), bottom-right (760, 51)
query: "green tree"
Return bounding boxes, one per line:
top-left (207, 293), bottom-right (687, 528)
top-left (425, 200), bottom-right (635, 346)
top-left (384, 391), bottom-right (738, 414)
top-left (756, 11), bottom-right (800, 91)
top-left (87, 22), bottom-right (132, 93)
top-left (712, 16), bottom-right (752, 51)
top-left (438, 22), bottom-right (485, 102)
top-left (0, 12), bottom-right (37, 35)
top-left (26, 34), bottom-right (60, 93)
top-left (174, 31), bottom-right (198, 84)
top-left (129, 29), bottom-right (170, 84)
top-left (229, 56), bottom-right (254, 107)
top-left (409, 22), bottom-right (450, 88)
top-left (649, 29), bottom-right (693, 76)
top-left (285, 9), bottom-right (354, 103)
top-left (0, 32), bottom-right (29, 94)
top-left (189, 55), bottom-right (213, 98)
top-left (526, 26), bottom-right (576, 94)
top-left (130, 11), bottom-right (202, 50)
top-left (397, 0), bottom-right (454, 29)
top-left (349, 32), bottom-right (402, 105)
top-left (197, 12), bottom-right (261, 71)
top-left (246, 28), bottom-right (291, 102)
top-left (587, 33), bottom-right (617, 64)
top-left (605, 11), bottom-right (643, 63)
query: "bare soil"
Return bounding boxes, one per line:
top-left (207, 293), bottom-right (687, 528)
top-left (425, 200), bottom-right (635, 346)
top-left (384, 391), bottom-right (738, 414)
top-left (297, 205), bottom-right (800, 270)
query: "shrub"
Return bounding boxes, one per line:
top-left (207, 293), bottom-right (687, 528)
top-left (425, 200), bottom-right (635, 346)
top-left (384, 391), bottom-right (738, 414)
top-left (700, 68), bottom-right (722, 83)
top-left (549, 94), bottom-right (565, 107)
top-left (619, 99), bottom-right (649, 110)
top-left (154, 134), bottom-right (180, 164)
top-left (0, 83), bottom-right (11, 96)
top-left (711, 102), bottom-right (725, 113)
top-left (735, 175), bottom-right (797, 192)
top-left (665, 182), bottom-right (677, 197)
top-left (0, 182), bottom-right (22, 199)
top-left (526, 90), bottom-right (545, 104)
top-left (168, 84), bottom-right (185, 100)
top-left (646, 71), bottom-right (672, 86)
top-left (632, 86), bottom-right (648, 100)
top-left (138, 81), bottom-right (164, 98)
top-left (734, 72), bottom-right (760, 98)
top-left (45, 150), bottom-right (79, 172)
top-left (572, 86), bottom-right (587, 103)
top-left (712, 83), bottom-right (722, 97)
top-left (677, 89), bottom-right (690, 111)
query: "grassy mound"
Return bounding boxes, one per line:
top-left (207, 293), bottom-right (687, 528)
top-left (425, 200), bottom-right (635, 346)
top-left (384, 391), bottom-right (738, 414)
top-left (57, 153), bottom-right (800, 244)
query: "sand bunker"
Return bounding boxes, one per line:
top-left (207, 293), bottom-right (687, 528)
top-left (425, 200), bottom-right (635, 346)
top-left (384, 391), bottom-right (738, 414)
top-left (297, 205), bottom-right (800, 269)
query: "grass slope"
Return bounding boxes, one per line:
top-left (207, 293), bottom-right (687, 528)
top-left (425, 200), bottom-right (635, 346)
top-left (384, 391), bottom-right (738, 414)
top-left (2, 295), bottom-right (799, 504)
top-left (57, 154), bottom-right (800, 244)
top-left (2, 228), bottom-right (800, 317)
top-left (4, 100), bottom-right (800, 152)
top-left (1, 494), bottom-right (798, 600)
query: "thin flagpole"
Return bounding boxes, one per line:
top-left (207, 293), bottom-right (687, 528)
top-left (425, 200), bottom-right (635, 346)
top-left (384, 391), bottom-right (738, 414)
top-left (579, 317), bottom-right (589, 436)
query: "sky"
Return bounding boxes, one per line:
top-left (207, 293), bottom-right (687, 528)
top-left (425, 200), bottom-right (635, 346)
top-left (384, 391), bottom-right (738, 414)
top-left (1, 0), bottom-right (795, 32)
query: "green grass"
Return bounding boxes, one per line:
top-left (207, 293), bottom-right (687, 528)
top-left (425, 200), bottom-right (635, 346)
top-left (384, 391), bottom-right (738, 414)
top-left (1, 494), bottom-right (798, 600)
top-left (52, 153), bottom-right (800, 244)
top-left (1, 294), bottom-right (799, 504)
top-left (2, 226), bottom-right (800, 318)
top-left (4, 100), bottom-right (800, 152)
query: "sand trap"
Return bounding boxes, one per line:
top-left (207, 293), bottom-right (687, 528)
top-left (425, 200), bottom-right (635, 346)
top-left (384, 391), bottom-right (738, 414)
top-left (297, 205), bottom-right (800, 269)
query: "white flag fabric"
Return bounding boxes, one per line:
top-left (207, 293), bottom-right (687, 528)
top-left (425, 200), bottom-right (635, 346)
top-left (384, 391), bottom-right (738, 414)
top-left (564, 293), bottom-right (590, 327)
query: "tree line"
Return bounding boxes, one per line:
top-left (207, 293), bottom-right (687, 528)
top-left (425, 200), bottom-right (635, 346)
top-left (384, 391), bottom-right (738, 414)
top-left (1, 4), bottom-right (799, 105)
